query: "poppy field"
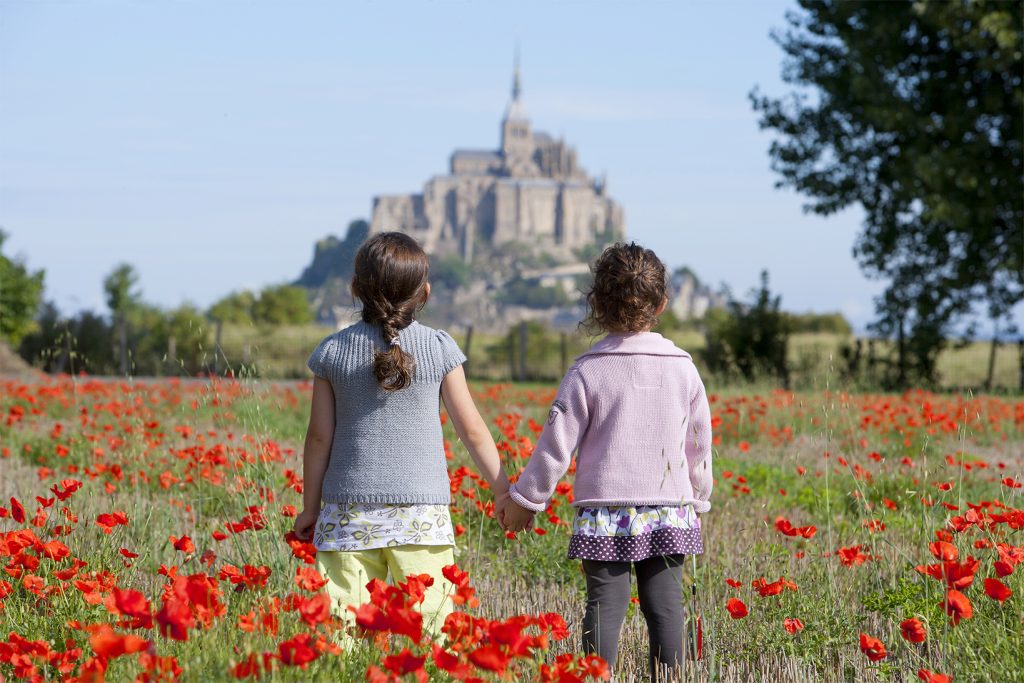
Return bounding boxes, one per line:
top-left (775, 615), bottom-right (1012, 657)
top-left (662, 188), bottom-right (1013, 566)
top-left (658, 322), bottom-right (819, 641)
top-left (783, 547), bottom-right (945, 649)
top-left (0, 376), bottom-right (1022, 682)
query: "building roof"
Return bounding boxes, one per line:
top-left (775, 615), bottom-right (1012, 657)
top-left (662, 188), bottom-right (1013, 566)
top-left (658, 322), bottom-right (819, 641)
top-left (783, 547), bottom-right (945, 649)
top-left (451, 149), bottom-right (502, 161)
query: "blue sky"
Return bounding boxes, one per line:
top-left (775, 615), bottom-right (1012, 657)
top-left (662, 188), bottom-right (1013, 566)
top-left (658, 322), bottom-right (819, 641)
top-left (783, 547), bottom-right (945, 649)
top-left (3, 0), bottom-right (1000, 332)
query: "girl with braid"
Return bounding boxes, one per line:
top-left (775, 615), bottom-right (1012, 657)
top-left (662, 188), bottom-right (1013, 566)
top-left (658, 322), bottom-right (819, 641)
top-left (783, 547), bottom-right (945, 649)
top-left (293, 232), bottom-right (509, 635)
top-left (499, 242), bottom-right (713, 681)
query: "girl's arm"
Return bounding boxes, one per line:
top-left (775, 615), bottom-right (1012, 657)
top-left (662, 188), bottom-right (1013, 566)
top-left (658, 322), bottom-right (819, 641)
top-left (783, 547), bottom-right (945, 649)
top-left (507, 367), bottom-right (588, 513)
top-left (685, 374), bottom-right (713, 513)
top-left (440, 365), bottom-right (509, 496)
top-left (293, 377), bottom-right (336, 540)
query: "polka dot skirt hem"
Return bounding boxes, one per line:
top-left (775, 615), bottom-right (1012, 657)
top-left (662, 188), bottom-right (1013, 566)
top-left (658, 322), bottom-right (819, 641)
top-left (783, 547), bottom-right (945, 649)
top-left (567, 527), bottom-right (703, 562)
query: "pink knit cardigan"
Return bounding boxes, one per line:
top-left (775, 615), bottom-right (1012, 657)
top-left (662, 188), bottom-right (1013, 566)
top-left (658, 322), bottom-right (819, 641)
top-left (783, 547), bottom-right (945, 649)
top-left (508, 331), bottom-right (713, 514)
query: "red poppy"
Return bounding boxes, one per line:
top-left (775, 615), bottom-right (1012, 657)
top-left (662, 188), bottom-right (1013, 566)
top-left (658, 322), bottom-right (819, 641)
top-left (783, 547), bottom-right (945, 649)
top-left (9, 497), bottom-right (25, 524)
top-left (983, 577), bottom-right (1011, 603)
top-left (752, 576), bottom-right (797, 597)
top-left (169, 535), bottom-right (195, 554)
top-left (383, 648), bottom-right (427, 677)
top-left (918, 669), bottom-right (952, 683)
top-left (50, 479), bottom-right (83, 501)
top-left (774, 517), bottom-right (817, 539)
top-left (726, 598), bottom-right (748, 619)
top-left (783, 617), bottom-right (804, 634)
top-left (89, 625), bottom-right (150, 659)
top-left (294, 567), bottom-right (328, 592)
top-left (112, 588), bottom-right (153, 628)
top-left (725, 578), bottom-right (742, 589)
top-left (837, 545), bottom-right (870, 567)
top-left (899, 617), bottom-right (926, 643)
top-left (156, 599), bottom-right (194, 641)
top-left (95, 511), bottom-right (129, 533)
top-left (278, 633), bottom-right (318, 668)
top-left (468, 644), bottom-right (509, 673)
top-left (940, 589), bottom-right (973, 625)
top-left (858, 633), bottom-right (886, 661)
top-left (1001, 477), bottom-right (1022, 489)
top-left (929, 541), bottom-right (958, 562)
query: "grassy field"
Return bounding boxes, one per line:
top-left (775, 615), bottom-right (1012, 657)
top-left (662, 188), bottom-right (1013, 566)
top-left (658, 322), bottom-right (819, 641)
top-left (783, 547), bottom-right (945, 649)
top-left (215, 322), bottom-right (1022, 392)
top-left (0, 375), bottom-right (1021, 681)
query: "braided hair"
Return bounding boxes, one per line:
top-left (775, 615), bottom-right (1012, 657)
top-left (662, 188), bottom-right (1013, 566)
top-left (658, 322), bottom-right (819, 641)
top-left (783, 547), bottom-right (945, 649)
top-left (351, 232), bottom-right (430, 391)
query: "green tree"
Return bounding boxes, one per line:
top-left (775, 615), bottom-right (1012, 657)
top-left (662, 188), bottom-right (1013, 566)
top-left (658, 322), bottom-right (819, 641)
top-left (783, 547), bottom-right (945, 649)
top-left (19, 302), bottom-right (117, 374)
top-left (751, 1), bottom-right (1022, 386)
top-left (430, 254), bottom-right (471, 290)
top-left (497, 276), bottom-right (572, 309)
top-left (103, 263), bottom-right (143, 375)
top-left (208, 290), bottom-right (257, 324)
top-left (158, 304), bottom-right (210, 374)
top-left (103, 263), bottom-right (142, 320)
top-left (705, 271), bottom-right (791, 387)
top-left (0, 229), bottom-right (45, 345)
top-left (252, 284), bottom-right (314, 325)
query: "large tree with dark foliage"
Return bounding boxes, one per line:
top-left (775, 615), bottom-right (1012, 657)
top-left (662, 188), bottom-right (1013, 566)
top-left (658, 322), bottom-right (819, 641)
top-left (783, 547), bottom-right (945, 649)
top-left (751, 0), bottom-right (1022, 387)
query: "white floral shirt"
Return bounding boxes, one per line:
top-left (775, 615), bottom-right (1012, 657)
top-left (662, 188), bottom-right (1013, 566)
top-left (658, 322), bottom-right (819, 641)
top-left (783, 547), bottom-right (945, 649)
top-left (313, 503), bottom-right (455, 551)
top-left (572, 504), bottom-right (700, 537)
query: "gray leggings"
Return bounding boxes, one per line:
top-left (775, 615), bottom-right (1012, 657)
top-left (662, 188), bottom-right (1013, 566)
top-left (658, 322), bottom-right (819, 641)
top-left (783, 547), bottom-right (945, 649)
top-left (581, 556), bottom-right (685, 679)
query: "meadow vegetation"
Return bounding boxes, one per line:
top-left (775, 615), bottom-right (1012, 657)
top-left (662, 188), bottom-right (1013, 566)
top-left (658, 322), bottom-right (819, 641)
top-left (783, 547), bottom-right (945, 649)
top-left (0, 376), bottom-right (1021, 681)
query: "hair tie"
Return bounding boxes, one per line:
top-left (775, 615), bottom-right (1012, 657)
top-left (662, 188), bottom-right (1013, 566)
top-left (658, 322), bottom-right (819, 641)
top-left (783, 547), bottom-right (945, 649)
top-left (390, 336), bottom-right (400, 346)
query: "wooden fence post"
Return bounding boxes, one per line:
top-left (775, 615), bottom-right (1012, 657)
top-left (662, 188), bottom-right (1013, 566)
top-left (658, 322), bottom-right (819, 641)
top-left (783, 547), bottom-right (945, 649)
top-left (560, 332), bottom-right (568, 376)
top-left (118, 319), bottom-right (128, 376)
top-left (167, 336), bottom-right (176, 377)
top-left (463, 325), bottom-right (473, 378)
top-left (213, 319), bottom-right (223, 376)
top-left (507, 329), bottom-right (516, 381)
top-left (985, 333), bottom-right (998, 392)
top-left (518, 322), bottom-right (528, 382)
top-left (1018, 338), bottom-right (1024, 393)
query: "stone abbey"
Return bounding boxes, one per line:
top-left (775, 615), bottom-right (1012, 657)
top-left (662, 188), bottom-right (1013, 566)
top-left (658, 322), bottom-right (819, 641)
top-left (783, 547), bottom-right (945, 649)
top-left (369, 64), bottom-right (625, 262)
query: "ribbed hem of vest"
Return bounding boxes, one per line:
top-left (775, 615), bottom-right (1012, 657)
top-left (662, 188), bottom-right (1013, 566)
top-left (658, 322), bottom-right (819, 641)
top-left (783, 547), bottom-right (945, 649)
top-left (321, 494), bottom-right (452, 505)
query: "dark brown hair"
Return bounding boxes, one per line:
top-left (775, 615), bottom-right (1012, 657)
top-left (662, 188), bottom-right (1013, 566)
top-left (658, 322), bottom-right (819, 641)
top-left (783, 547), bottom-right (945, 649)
top-left (351, 232), bottom-right (429, 391)
top-left (583, 242), bottom-right (668, 334)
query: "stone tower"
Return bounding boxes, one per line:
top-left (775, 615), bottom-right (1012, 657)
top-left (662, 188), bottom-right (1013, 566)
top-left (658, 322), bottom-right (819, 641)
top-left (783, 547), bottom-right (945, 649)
top-left (369, 60), bottom-right (625, 263)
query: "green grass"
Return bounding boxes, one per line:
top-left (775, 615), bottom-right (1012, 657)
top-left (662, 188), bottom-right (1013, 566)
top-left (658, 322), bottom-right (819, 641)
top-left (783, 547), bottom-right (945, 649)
top-left (4, 377), bottom-right (1018, 681)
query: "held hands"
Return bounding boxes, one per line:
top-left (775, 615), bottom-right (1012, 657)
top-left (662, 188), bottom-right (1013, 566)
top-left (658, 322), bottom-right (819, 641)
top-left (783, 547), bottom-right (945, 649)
top-left (495, 491), bottom-right (535, 533)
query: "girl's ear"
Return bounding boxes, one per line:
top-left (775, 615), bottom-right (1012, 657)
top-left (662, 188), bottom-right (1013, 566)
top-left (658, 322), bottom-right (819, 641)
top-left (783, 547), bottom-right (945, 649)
top-left (421, 282), bottom-right (432, 305)
top-left (656, 296), bottom-right (668, 316)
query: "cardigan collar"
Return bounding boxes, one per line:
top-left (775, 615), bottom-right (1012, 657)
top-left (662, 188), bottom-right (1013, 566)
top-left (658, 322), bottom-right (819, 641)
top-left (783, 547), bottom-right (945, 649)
top-left (578, 331), bottom-right (691, 359)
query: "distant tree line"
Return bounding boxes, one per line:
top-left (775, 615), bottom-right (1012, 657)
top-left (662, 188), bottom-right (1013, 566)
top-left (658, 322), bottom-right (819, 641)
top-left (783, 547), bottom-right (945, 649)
top-left (15, 260), bottom-right (314, 376)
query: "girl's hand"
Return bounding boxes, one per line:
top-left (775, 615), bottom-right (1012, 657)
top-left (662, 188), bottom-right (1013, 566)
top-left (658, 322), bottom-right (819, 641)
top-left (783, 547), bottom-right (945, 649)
top-left (499, 496), bottom-right (535, 534)
top-left (292, 508), bottom-right (320, 542)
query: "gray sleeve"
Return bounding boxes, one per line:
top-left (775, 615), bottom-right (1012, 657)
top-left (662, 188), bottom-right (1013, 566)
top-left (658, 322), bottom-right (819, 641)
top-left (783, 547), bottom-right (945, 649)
top-left (307, 336), bottom-right (335, 378)
top-left (434, 329), bottom-right (467, 376)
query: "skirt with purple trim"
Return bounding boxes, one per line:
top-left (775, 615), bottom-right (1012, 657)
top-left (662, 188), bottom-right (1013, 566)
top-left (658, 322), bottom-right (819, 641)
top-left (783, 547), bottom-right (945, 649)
top-left (568, 526), bottom-right (703, 562)
top-left (567, 505), bottom-right (704, 563)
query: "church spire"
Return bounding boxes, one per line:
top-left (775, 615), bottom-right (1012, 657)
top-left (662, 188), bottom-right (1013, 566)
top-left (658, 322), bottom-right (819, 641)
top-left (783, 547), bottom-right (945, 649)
top-left (511, 45), bottom-right (521, 100)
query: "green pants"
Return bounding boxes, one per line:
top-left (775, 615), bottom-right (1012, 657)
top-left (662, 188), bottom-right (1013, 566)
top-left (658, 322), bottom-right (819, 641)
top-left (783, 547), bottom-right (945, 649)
top-left (316, 544), bottom-right (455, 638)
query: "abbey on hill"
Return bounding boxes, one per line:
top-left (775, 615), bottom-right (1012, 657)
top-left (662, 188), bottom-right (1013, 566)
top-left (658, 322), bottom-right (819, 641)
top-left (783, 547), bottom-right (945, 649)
top-left (369, 63), bottom-right (625, 263)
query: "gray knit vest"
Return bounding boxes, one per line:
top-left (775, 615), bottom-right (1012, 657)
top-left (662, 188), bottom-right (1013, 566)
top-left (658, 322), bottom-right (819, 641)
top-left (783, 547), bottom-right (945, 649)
top-left (306, 320), bottom-right (465, 505)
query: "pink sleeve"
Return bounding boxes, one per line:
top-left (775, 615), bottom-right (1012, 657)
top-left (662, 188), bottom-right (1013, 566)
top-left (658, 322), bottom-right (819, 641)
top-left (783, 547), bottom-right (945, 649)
top-left (686, 370), bottom-right (713, 512)
top-left (508, 367), bottom-right (589, 512)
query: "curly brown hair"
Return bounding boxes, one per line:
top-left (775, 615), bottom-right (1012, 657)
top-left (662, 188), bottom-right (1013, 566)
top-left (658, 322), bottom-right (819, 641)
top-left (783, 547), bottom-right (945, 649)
top-left (351, 232), bottom-right (429, 391)
top-left (583, 242), bottom-right (668, 334)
